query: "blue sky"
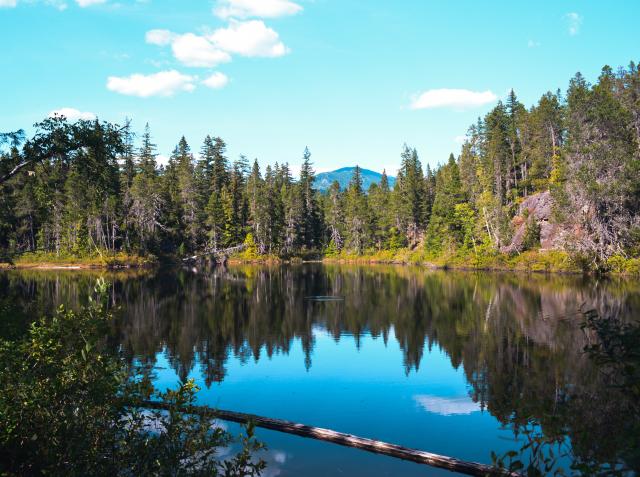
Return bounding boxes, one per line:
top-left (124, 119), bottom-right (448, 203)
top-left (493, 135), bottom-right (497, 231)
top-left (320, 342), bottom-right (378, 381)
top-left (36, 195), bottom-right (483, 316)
top-left (1, 0), bottom-right (638, 175)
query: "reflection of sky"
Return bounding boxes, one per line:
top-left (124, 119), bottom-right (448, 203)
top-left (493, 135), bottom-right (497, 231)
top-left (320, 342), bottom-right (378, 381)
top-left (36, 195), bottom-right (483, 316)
top-left (413, 395), bottom-right (481, 416)
top-left (151, 327), bottom-right (520, 476)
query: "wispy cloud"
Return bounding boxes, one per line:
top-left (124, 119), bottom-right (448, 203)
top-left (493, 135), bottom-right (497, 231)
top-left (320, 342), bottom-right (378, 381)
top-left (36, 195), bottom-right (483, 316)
top-left (76, 0), bottom-right (105, 6)
top-left (566, 12), bottom-right (582, 36)
top-left (145, 29), bottom-right (175, 46)
top-left (214, 0), bottom-right (302, 19)
top-left (107, 70), bottom-right (196, 97)
top-left (202, 72), bottom-right (229, 89)
top-left (410, 88), bottom-right (497, 110)
top-left (527, 39), bottom-right (541, 48)
top-left (49, 107), bottom-right (96, 120)
top-left (1, 0), bottom-right (106, 8)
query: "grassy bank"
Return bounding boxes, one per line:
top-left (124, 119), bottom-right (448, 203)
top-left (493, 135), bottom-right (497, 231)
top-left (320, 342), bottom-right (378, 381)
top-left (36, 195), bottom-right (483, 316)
top-left (0, 251), bottom-right (157, 269)
top-left (320, 248), bottom-right (581, 273)
top-left (5, 248), bottom-right (639, 276)
top-left (227, 247), bottom-right (640, 276)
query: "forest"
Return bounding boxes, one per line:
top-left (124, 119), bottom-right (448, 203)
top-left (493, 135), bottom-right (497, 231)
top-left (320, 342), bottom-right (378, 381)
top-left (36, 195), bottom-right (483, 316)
top-left (1, 61), bottom-right (639, 272)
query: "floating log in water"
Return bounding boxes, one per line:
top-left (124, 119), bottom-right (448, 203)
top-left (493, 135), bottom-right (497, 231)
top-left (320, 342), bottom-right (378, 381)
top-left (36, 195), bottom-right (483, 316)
top-left (140, 400), bottom-right (519, 477)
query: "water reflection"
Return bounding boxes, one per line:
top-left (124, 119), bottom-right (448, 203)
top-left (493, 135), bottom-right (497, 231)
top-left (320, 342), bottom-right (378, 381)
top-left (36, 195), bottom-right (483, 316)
top-left (413, 395), bottom-right (481, 416)
top-left (1, 265), bottom-right (639, 474)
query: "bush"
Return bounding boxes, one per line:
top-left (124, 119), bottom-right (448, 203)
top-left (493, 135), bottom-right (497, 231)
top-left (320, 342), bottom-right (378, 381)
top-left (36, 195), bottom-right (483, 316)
top-left (0, 279), bottom-right (265, 476)
top-left (239, 233), bottom-right (260, 261)
top-left (607, 255), bottom-right (640, 275)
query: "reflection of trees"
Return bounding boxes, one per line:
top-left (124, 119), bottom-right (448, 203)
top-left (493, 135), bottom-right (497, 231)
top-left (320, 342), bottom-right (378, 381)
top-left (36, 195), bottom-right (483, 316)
top-left (2, 266), bottom-right (639, 470)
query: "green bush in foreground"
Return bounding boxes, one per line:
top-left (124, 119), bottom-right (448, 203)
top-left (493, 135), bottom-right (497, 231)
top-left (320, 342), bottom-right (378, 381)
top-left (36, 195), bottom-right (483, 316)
top-left (0, 279), bottom-right (265, 477)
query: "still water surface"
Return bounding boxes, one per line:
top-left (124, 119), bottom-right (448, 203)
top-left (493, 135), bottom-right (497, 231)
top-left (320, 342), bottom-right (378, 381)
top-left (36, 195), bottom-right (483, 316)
top-left (2, 265), bottom-right (639, 476)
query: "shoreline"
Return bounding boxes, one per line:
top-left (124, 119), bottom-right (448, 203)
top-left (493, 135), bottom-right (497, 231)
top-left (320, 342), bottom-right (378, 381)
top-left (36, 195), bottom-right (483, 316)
top-left (2, 251), bottom-right (639, 277)
top-left (0, 252), bottom-right (158, 271)
top-left (0, 263), bottom-right (151, 270)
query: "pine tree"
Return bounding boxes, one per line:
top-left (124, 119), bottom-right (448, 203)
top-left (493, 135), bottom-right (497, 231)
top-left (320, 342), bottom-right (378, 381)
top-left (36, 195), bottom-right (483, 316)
top-left (426, 154), bottom-right (465, 253)
top-left (392, 145), bottom-right (425, 246)
top-left (211, 137), bottom-right (228, 195)
top-left (175, 137), bottom-right (200, 251)
top-left (344, 165), bottom-right (370, 253)
top-left (129, 124), bottom-right (163, 252)
top-left (368, 170), bottom-right (393, 249)
top-left (298, 147), bottom-right (320, 250)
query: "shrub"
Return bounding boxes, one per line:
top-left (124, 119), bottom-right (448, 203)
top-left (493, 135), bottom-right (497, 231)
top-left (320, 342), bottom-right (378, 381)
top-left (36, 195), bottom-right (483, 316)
top-left (0, 279), bottom-right (265, 476)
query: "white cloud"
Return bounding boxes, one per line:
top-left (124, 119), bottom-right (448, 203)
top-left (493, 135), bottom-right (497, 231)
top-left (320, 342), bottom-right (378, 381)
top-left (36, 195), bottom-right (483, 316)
top-left (76, 0), bottom-right (105, 6)
top-left (49, 107), bottom-right (96, 120)
top-left (145, 29), bottom-right (176, 46)
top-left (171, 33), bottom-right (231, 67)
top-left (382, 164), bottom-right (400, 177)
top-left (0, 0), bottom-right (104, 8)
top-left (454, 135), bottom-right (467, 145)
top-left (146, 30), bottom-right (232, 67)
top-left (527, 40), bottom-right (541, 48)
top-left (272, 451), bottom-right (287, 464)
top-left (410, 88), bottom-right (497, 110)
top-left (208, 19), bottom-right (289, 57)
top-left (214, 0), bottom-right (302, 19)
top-left (414, 395), bottom-right (481, 416)
top-left (566, 12), bottom-right (582, 36)
top-left (202, 72), bottom-right (229, 89)
top-left (106, 70), bottom-right (196, 97)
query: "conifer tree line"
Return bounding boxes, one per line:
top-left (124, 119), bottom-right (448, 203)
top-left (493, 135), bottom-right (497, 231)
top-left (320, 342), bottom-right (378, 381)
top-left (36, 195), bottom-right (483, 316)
top-left (1, 61), bottom-right (639, 265)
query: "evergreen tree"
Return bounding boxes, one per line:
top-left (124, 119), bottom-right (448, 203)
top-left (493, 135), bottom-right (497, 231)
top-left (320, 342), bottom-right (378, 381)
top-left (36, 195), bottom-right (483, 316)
top-left (344, 165), bottom-right (370, 253)
top-left (129, 124), bottom-right (163, 252)
top-left (393, 145), bottom-right (426, 246)
top-left (298, 147), bottom-right (320, 250)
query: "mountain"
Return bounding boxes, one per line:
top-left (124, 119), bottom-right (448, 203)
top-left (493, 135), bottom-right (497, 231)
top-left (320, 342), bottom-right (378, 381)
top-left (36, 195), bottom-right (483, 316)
top-left (314, 167), bottom-right (396, 192)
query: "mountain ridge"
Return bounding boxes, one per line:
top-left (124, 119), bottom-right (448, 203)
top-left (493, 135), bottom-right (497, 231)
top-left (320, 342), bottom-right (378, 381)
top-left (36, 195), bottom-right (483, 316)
top-left (314, 167), bottom-right (396, 192)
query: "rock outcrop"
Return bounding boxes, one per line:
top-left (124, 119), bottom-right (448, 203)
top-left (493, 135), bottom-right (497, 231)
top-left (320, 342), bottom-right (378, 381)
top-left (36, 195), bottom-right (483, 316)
top-left (501, 191), bottom-right (562, 254)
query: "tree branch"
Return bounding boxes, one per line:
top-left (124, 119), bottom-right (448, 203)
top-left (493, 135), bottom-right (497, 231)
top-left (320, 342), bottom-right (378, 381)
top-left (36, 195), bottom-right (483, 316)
top-left (0, 159), bottom-right (33, 185)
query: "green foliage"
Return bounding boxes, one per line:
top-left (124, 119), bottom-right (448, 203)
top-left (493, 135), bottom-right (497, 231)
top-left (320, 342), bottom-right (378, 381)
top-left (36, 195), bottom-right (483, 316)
top-left (0, 279), bottom-right (266, 476)
top-left (386, 226), bottom-right (407, 251)
top-left (522, 216), bottom-right (541, 251)
top-left (453, 203), bottom-right (477, 251)
top-left (606, 255), bottom-right (640, 275)
top-left (240, 233), bottom-right (259, 260)
top-left (2, 60), bottom-right (640, 271)
top-left (324, 238), bottom-right (340, 257)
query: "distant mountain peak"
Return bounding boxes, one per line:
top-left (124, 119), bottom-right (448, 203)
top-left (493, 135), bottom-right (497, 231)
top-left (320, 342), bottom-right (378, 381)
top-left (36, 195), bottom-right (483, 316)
top-left (314, 166), bottom-right (395, 192)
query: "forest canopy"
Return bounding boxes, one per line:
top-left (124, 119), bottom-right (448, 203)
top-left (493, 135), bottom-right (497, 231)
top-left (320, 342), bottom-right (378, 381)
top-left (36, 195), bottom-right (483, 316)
top-left (1, 62), bottom-right (639, 270)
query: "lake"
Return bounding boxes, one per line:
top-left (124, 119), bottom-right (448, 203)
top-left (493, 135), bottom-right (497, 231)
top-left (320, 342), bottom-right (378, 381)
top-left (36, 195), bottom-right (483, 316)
top-left (1, 264), bottom-right (638, 476)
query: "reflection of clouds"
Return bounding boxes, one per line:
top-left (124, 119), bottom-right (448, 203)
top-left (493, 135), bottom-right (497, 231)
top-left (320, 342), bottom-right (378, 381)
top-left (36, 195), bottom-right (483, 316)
top-left (216, 445), bottom-right (233, 459)
top-left (215, 445), bottom-right (287, 476)
top-left (258, 449), bottom-right (287, 477)
top-left (210, 419), bottom-right (227, 432)
top-left (414, 394), bottom-right (480, 416)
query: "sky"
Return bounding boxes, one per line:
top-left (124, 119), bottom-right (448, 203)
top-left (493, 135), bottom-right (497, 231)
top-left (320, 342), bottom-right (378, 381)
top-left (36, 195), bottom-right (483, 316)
top-left (1, 0), bottom-right (639, 175)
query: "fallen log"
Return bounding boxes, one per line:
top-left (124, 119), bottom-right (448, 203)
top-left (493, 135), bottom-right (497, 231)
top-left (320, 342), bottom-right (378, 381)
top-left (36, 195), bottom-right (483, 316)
top-left (140, 400), bottom-right (519, 477)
